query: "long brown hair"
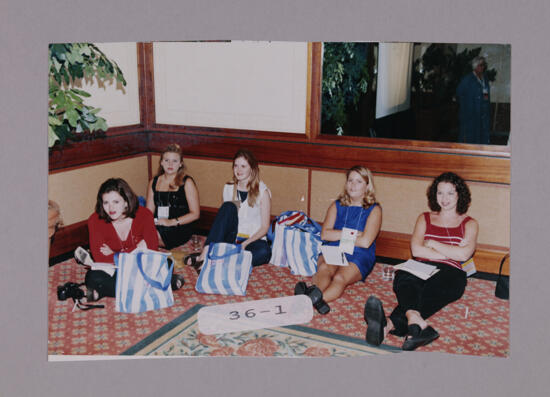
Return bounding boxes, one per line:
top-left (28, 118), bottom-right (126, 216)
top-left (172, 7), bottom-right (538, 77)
top-left (337, 165), bottom-right (376, 208)
top-left (156, 143), bottom-right (186, 190)
top-left (229, 149), bottom-right (261, 207)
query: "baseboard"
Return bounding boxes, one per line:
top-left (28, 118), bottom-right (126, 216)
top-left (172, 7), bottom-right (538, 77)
top-left (49, 206), bottom-right (509, 275)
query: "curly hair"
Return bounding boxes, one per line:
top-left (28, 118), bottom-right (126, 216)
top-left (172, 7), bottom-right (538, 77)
top-left (427, 172), bottom-right (471, 215)
top-left (95, 178), bottom-right (139, 222)
top-left (337, 165), bottom-right (377, 208)
top-left (156, 143), bottom-right (186, 190)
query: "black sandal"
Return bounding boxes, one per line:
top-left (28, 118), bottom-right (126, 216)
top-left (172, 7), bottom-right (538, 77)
top-left (402, 325), bottom-right (439, 351)
top-left (171, 274), bottom-right (185, 291)
top-left (183, 253), bottom-right (204, 273)
top-left (306, 285), bottom-right (330, 315)
top-left (86, 287), bottom-right (100, 302)
top-left (294, 281), bottom-right (308, 295)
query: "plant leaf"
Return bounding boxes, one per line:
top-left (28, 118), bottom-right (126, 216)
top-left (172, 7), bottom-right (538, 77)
top-left (48, 125), bottom-right (60, 147)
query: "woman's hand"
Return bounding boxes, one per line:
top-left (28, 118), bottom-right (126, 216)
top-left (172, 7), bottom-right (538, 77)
top-left (100, 243), bottom-right (114, 256)
top-left (424, 239), bottom-right (436, 249)
top-left (156, 218), bottom-right (176, 227)
top-left (240, 240), bottom-right (250, 250)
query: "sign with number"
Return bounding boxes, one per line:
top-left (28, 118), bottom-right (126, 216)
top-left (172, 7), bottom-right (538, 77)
top-left (197, 295), bottom-right (313, 335)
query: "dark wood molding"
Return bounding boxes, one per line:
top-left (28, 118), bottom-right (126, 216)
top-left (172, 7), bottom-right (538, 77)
top-left (147, 130), bottom-right (510, 184)
top-left (137, 42), bottom-right (156, 128)
top-left (49, 220), bottom-right (88, 259)
top-left (51, 207), bottom-right (509, 275)
top-left (308, 42), bottom-right (322, 141)
top-left (49, 131), bottom-right (149, 172)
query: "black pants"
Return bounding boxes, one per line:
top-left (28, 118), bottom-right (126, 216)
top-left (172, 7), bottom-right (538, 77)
top-left (85, 270), bottom-right (116, 298)
top-left (205, 201), bottom-right (271, 267)
top-left (85, 259), bottom-right (177, 299)
top-left (389, 262), bottom-right (467, 335)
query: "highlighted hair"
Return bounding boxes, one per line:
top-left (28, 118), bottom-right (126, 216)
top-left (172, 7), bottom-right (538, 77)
top-left (337, 165), bottom-right (376, 208)
top-left (156, 143), bottom-right (186, 190)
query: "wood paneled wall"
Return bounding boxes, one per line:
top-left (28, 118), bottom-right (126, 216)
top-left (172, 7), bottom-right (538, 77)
top-left (49, 41), bottom-right (510, 274)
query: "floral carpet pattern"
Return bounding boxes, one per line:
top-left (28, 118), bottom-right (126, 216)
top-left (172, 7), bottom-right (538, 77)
top-left (121, 305), bottom-right (399, 357)
top-left (48, 236), bottom-right (509, 357)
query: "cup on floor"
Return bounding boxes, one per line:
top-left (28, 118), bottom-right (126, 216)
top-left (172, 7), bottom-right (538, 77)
top-left (381, 264), bottom-right (395, 281)
top-left (191, 235), bottom-right (202, 252)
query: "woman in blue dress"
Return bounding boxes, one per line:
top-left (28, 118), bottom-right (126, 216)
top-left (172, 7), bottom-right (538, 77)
top-left (296, 166), bottom-right (382, 308)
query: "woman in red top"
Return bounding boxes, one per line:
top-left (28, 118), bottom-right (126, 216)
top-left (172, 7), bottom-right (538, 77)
top-left (364, 172), bottom-right (478, 350)
top-left (85, 178), bottom-right (183, 301)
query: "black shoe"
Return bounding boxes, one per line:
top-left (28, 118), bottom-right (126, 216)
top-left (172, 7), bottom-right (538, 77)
top-left (402, 326), bottom-right (439, 351)
top-left (171, 274), bottom-right (185, 291)
top-left (306, 285), bottom-right (330, 315)
top-left (364, 295), bottom-right (387, 346)
top-left (294, 281), bottom-right (308, 295)
top-left (184, 253), bottom-right (203, 274)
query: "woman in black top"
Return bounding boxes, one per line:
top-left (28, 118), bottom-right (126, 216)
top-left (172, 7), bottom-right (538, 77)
top-left (146, 144), bottom-right (200, 249)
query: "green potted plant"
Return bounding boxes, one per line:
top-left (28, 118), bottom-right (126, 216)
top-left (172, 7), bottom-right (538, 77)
top-left (48, 43), bottom-right (126, 148)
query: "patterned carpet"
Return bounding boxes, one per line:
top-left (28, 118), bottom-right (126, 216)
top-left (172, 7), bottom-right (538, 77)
top-left (121, 305), bottom-right (400, 357)
top-left (48, 237), bottom-right (509, 357)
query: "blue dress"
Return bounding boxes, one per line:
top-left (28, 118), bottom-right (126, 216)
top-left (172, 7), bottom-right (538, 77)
top-left (323, 200), bottom-right (378, 281)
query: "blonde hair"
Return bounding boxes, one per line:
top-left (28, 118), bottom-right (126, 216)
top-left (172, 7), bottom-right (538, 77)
top-left (229, 149), bottom-right (260, 207)
top-left (337, 165), bottom-right (376, 207)
top-left (156, 143), bottom-right (186, 190)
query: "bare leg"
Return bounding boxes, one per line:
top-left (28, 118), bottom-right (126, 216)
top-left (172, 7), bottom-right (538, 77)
top-left (406, 309), bottom-right (428, 330)
top-left (312, 256), bottom-right (338, 291)
top-left (322, 263), bottom-right (362, 302)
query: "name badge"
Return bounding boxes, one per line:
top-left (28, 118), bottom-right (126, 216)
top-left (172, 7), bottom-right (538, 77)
top-left (339, 227), bottom-right (357, 254)
top-left (158, 206), bottom-right (169, 219)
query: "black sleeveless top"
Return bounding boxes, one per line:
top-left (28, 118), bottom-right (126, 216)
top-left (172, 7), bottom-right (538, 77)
top-left (152, 175), bottom-right (192, 219)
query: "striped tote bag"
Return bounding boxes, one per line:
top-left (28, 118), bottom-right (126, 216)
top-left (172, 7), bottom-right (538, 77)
top-left (283, 221), bottom-right (322, 276)
top-left (268, 211), bottom-right (307, 267)
top-left (195, 243), bottom-right (253, 296)
top-left (115, 250), bottom-right (174, 313)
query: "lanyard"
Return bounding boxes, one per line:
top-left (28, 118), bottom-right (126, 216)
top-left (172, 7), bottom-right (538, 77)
top-left (343, 206), bottom-right (365, 231)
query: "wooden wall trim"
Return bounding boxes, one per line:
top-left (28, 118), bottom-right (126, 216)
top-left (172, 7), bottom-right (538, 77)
top-left (50, 207), bottom-right (509, 275)
top-left (49, 220), bottom-right (88, 259)
top-left (148, 130), bottom-right (510, 184)
top-left (49, 131), bottom-right (148, 172)
top-left (137, 42), bottom-right (156, 128)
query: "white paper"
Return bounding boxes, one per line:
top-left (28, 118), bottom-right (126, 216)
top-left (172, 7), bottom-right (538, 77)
top-left (320, 245), bottom-right (349, 266)
top-left (91, 262), bottom-right (116, 277)
top-left (197, 295), bottom-right (314, 335)
top-left (393, 259), bottom-right (440, 280)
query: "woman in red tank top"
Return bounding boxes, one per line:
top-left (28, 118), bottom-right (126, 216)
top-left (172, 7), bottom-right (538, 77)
top-left (364, 172), bottom-right (478, 350)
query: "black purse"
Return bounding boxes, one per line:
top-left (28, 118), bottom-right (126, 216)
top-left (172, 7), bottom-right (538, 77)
top-left (495, 253), bottom-right (509, 300)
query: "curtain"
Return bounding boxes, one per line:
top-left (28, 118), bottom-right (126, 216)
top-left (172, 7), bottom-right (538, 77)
top-left (375, 42), bottom-right (414, 119)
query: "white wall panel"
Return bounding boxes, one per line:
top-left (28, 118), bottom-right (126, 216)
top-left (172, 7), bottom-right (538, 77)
top-left (79, 42), bottom-right (140, 126)
top-left (154, 41), bottom-right (308, 133)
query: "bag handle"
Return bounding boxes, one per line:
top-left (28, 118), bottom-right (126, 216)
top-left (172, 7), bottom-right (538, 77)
top-left (136, 252), bottom-right (173, 291)
top-left (207, 243), bottom-right (242, 260)
top-left (288, 218), bottom-right (322, 234)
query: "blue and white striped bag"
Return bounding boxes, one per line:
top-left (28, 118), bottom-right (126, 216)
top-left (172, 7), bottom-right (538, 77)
top-left (195, 243), bottom-right (253, 296)
top-left (115, 250), bottom-right (174, 313)
top-left (268, 211), bottom-right (307, 267)
top-left (283, 221), bottom-right (322, 276)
